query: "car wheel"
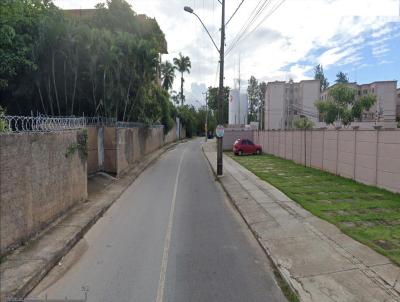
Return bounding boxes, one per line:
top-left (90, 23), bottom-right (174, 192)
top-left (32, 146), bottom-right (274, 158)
top-left (256, 149), bottom-right (261, 155)
top-left (238, 150), bottom-right (243, 156)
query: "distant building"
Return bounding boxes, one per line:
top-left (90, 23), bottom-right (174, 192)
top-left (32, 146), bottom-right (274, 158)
top-left (264, 80), bottom-right (320, 130)
top-left (320, 81), bottom-right (398, 128)
top-left (228, 89), bottom-right (248, 125)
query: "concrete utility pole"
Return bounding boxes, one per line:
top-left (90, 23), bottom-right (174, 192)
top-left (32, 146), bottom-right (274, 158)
top-left (184, 1), bottom-right (225, 175)
top-left (217, 0), bottom-right (225, 175)
top-left (202, 91), bottom-right (208, 142)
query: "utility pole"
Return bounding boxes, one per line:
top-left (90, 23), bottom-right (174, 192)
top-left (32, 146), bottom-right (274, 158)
top-left (202, 91), bottom-right (208, 142)
top-left (184, 2), bottom-right (225, 175)
top-left (217, 0), bottom-right (225, 176)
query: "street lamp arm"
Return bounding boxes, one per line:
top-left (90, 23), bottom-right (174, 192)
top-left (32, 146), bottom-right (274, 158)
top-left (192, 12), bottom-right (220, 54)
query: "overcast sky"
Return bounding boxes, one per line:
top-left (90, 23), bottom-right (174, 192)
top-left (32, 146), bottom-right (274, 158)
top-left (55, 0), bottom-right (400, 105)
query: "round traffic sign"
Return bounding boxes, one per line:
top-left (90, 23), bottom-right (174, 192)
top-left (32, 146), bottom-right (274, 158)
top-left (216, 125), bottom-right (224, 138)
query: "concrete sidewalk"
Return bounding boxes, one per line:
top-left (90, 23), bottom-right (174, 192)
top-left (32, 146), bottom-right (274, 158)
top-left (0, 141), bottom-right (183, 302)
top-left (203, 141), bottom-right (400, 302)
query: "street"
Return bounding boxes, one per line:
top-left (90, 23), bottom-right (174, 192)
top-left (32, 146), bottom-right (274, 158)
top-left (30, 139), bottom-right (286, 302)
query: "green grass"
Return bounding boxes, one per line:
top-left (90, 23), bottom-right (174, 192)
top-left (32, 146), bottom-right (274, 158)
top-left (227, 152), bottom-right (400, 266)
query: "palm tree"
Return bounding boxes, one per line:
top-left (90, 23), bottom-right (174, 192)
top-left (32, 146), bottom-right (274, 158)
top-left (173, 53), bottom-right (191, 106)
top-left (161, 61), bottom-right (176, 91)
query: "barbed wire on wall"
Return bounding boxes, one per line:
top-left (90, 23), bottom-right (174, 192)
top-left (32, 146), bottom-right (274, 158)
top-left (0, 115), bottom-right (165, 133)
top-left (0, 115), bottom-right (87, 133)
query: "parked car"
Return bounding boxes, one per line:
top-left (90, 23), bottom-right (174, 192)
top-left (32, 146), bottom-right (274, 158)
top-left (233, 139), bottom-right (262, 155)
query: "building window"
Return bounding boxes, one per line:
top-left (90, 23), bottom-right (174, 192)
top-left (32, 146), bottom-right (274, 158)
top-left (372, 88), bottom-right (375, 93)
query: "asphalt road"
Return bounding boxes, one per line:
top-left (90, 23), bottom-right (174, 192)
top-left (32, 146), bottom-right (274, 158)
top-left (30, 138), bottom-right (287, 302)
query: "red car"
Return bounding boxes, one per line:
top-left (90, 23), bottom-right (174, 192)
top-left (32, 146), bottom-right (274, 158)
top-left (233, 139), bottom-right (262, 156)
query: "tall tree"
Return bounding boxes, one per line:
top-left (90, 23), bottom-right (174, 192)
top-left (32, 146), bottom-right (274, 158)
top-left (314, 64), bottom-right (329, 91)
top-left (173, 53), bottom-right (191, 106)
top-left (207, 86), bottom-right (230, 124)
top-left (315, 84), bottom-right (376, 126)
top-left (335, 71), bottom-right (349, 84)
top-left (160, 61), bottom-right (175, 91)
top-left (247, 76), bottom-right (266, 123)
top-left (259, 81), bottom-right (267, 129)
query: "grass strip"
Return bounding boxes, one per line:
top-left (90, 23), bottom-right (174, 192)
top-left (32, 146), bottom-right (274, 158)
top-left (228, 152), bottom-right (400, 266)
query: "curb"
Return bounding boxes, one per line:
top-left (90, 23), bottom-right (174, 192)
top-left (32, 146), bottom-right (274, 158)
top-left (201, 146), bottom-right (300, 302)
top-left (1, 139), bottom-right (186, 301)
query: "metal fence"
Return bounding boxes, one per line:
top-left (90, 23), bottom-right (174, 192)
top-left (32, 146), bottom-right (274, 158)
top-left (0, 116), bottom-right (86, 133)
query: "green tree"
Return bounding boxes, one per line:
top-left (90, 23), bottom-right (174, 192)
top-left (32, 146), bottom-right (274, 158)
top-left (177, 104), bottom-right (196, 137)
top-left (314, 64), bottom-right (329, 91)
top-left (0, 0), bottom-right (173, 129)
top-left (293, 116), bottom-right (314, 129)
top-left (173, 53), bottom-right (191, 106)
top-left (315, 84), bottom-right (376, 126)
top-left (207, 86), bottom-right (230, 124)
top-left (335, 71), bottom-right (349, 84)
top-left (247, 76), bottom-right (260, 123)
top-left (160, 61), bottom-right (175, 91)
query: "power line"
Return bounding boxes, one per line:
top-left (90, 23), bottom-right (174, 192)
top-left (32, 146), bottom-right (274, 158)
top-left (226, 0), bottom-right (245, 27)
top-left (226, 0), bottom-right (276, 55)
top-left (226, 0), bottom-right (286, 56)
top-left (225, 0), bottom-right (272, 55)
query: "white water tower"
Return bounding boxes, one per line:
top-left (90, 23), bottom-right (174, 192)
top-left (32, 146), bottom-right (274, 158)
top-left (229, 89), bottom-right (248, 125)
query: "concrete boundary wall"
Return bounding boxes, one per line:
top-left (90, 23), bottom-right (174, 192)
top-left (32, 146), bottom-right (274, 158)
top-left (223, 129), bottom-right (254, 150)
top-left (253, 129), bottom-right (400, 193)
top-left (98, 124), bottom-right (184, 176)
top-left (0, 130), bottom-right (88, 254)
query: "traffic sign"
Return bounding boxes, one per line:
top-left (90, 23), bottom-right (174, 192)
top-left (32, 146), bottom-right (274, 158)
top-left (216, 125), bottom-right (224, 138)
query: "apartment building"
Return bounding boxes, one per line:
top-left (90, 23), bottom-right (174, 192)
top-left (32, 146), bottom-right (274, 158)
top-left (264, 80), bottom-right (320, 130)
top-left (320, 81), bottom-right (398, 127)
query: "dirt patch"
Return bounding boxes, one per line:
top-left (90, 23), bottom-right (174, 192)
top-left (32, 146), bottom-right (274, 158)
top-left (334, 198), bottom-right (356, 203)
top-left (341, 221), bottom-right (358, 228)
top-left (381, 220), bottom-right (400, 226)
top-left (358, 221), bottom-right (377, 227)
top-left (374, 240), bottom-right (398, 251)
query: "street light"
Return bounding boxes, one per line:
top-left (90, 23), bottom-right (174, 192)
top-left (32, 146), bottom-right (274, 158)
top-left (184, 2), bottom-right (225, 176)
top-left (183, 6), bottom-right (220, 54)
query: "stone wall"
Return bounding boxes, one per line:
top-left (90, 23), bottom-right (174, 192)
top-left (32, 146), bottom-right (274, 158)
top-left (253, 129), bottom-right (400, 193)
top-left (0, 130), bottom-right (87, 255)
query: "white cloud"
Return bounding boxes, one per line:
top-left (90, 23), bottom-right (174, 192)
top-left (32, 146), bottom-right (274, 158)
top-left (54, 0), bottom-right (399, 92)
top-left (372, 44), bottom-right (390, 57)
